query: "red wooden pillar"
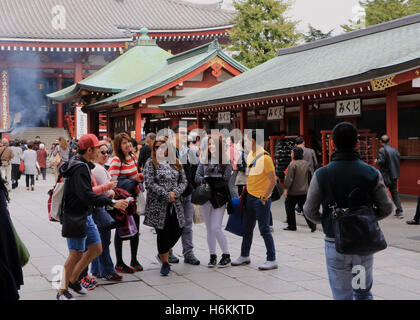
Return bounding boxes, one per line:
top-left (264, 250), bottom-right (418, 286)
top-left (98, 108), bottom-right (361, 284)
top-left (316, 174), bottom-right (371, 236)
top-left (197, 113), bottom-right (203, 129)
top-left (135, 107), bottom-right (142, 141)
top-left (299, 100), bottom-right (309, 140)
top-left (170, 115), bottom-right (180, 128)
top-left (74, 62), bottom-right (83, 82)
top-left (240, 108), bottom-right (248, 134)
top-left (386, 86), bottom-right (399, 149)
top-left (56, 75), bottom-right (64, 128)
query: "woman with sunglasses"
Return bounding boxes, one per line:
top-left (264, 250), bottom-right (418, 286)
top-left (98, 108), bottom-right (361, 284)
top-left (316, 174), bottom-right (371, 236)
top-left (109, 133), bottom-right (143, 274)
top-left (143, 139), bottom-right (187, 276)
top-left (89, 143), bottom-right (122, 282)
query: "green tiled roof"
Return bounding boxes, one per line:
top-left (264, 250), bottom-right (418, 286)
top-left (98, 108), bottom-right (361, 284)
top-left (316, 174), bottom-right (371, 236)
top-left (160, 13), bottom-right (420, 111)
top-left (48, 41), bottom-right (172, 102)
top-left (86, 40), bottom-right (248, 109)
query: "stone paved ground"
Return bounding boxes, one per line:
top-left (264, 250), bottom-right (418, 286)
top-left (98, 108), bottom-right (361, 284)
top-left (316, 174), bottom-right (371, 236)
top-left (9, 173), bottom-right (420, 300)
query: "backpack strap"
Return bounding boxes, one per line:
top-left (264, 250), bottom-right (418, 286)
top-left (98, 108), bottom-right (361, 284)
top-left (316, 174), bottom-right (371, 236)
top-left (248, 151), bottom-right (270, 169)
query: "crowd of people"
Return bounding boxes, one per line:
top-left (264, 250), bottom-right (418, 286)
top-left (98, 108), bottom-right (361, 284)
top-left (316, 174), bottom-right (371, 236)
top-left (1, 121), bottom-right (419, 301)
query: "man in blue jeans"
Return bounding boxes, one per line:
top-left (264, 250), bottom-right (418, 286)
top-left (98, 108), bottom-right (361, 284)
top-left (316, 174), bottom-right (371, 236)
top-left (232, 130), bottom-right (277, 270)
top-left (304, 122), bottom-right (393, 300)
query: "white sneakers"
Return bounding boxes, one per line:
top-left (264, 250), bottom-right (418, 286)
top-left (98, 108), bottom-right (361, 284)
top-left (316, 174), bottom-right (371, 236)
top-left (231, 256), bottom-right (251, 266)
top-left (258, 260), bottom-right (278, 270)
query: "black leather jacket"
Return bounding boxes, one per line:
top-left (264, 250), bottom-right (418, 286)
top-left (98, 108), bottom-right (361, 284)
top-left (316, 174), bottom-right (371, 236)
top-left (377, 144), bottom-right (400, 179)
top-left (195, 162), bottom-right (232, 209)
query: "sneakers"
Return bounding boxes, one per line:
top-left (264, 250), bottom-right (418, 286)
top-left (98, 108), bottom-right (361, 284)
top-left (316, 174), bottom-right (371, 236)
top-left (208, 254), bottom-right (217, 268)
top-left (115, 264), bottom-right (135, 274)
top-left (258, 260), bottom-right (278, 271)
top-left (395, 213), bottom-right (404, 219)
top-left (56, 290), bottom-right (75, 300)
top-left (80, 276), bottom-right (96, 291)
top-left (231, 256), bottom-right (251, 266)
top-left (68, 280), bottom-right (88, 295)
top-left (406, 220), bottom-right (420, 225)
top-left (184, 253), bottom-right (200, 265)
top-left (130, 262), bottom-right (144, 272)
top-left (160, 262), bottom-right (171, 276)
top-left (103, 273), bottom-right (123, 281)
top-left (217, 254), bottom-right (231, 268)
top-left (168, 250), bottom-right (179, 264)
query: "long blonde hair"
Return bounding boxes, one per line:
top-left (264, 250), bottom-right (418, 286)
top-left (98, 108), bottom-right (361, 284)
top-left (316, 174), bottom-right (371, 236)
top-left (59, 137), bottom-right (68, 150)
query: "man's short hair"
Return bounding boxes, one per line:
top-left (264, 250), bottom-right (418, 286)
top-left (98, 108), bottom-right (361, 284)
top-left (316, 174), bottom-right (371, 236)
top-left (332, 122), bottom-right (358, 150)
top-left (380, 135), bottom-right (390, 144)
top-left (171, 124), bottom-right (187, 134)
top-left (147, 133), bottom-right (156, 140)
top-left (295, 137), bottom-right (304, 145)
top-left (35, 136), bottom-right (40, 139)
top-left (293, 147), bottom-right (304, 160)
top-left (248, 129), bottom-right (264, 146)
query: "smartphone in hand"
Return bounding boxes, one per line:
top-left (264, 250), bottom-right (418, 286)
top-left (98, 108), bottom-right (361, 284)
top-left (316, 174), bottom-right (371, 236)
top-left (125, 197), bottom-right (134, 202)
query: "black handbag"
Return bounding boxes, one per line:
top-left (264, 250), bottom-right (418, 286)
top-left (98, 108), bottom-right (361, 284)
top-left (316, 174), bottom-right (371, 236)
top-left (323, 168), bottom-right (387, 256)
top-left (271, 183), bottom-right (283, 202)
top-left (191, 182), bottom-right (212, 205)
top-left (92, 207), bottom-right (117, 231)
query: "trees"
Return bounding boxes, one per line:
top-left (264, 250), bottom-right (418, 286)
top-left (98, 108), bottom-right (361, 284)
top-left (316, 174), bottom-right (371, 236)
top-left (341, 0), bottom-right (420, 32)
top-left (226, 0), bottom-right (300, 68)
top-left (303, 24), bottom-right (334, 43)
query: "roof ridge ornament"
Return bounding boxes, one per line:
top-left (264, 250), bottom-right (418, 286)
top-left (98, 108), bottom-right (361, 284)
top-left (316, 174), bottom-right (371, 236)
top-left (137, 27), bottom-right (156, 46)
top-left (208, 39), bottom-right (221, 52)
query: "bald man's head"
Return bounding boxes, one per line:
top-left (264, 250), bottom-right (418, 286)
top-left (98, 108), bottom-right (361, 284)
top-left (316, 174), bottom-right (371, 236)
top-left (380, 135), bottom-right (390, 144)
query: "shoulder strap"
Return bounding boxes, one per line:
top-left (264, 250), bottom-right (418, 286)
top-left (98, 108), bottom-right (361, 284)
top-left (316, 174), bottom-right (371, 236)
top-left (0, 147), bottom-right (7, 159)
top-left (248, 151), bottom-right (270, 169)
top-left (320, 167), bottom-right (337, 208)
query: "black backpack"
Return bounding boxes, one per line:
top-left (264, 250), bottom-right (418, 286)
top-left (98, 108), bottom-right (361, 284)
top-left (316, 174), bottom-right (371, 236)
top-left (322, 168), bottom-right (387, 256)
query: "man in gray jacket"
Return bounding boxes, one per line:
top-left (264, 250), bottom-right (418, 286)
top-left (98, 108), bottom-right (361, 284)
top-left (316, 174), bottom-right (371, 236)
top-left (303, 122), bottom-right (393, 300)
top-left (376, 135), bottom-right (403, 218)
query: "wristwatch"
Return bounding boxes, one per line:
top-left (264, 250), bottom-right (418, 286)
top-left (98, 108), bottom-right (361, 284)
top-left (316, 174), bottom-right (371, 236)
top-left (111, 199), bottom-right (117, 206)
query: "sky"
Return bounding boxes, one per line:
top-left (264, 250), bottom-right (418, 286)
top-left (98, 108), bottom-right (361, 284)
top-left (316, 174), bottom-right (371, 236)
top-left (186, 0), bottom-right (363, 35)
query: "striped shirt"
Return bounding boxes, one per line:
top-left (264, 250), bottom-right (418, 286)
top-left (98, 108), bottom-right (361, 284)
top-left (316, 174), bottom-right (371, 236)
top-left (109, 155), bottom-right (139, 180)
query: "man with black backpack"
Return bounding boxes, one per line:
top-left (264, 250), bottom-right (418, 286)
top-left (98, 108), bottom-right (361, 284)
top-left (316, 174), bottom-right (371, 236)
top-left (304, 122), bottom-right (393, 300)
top-left (170, 124), bottom-right (200, 265)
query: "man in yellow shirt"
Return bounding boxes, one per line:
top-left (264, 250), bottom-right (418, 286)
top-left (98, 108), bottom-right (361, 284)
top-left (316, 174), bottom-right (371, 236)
top-left (232, 130), bottom-right (278, 270)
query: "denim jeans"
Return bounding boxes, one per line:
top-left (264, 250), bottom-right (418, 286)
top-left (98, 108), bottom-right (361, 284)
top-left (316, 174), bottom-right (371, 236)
top-left (241, 194), bottom-right (276, 261)
top-left (325, 240), bottom-right (374, 300)
top-left (91, 229), bottom-right (115, 277)
top-left (181, 195), bottom-right (194, 256)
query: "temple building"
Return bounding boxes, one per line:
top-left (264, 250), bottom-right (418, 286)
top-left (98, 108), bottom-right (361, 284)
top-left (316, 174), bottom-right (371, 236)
top-left (0, 0), bottom-right (235, 132)
top-left (160, 14), bottom-right (420, 195)
top-left (48, 31), bottom-right (247, 140)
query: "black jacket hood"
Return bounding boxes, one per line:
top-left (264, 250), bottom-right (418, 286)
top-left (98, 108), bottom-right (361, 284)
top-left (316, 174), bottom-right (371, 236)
top-left (60, 155), bottom-right (95, 178)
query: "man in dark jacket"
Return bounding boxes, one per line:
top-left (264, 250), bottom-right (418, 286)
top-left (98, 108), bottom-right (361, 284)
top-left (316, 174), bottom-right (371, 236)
top-left (304, 122), bottom-right (393, 300)
top-left (138, 133), bottom-right (155, 172)
top-left (57, 134), bottom-right (128, 300)
top-left (170, 124), bottom-right (200, 265)
top-left (376, 135), bottom-right (403, 218)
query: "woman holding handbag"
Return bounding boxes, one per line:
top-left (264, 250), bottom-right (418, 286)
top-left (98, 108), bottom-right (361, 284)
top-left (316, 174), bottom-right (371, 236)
top-left (195, 135), bottom-right (232, 268)
top-left (21, 143), bottom-right (37, 191)
top-left (89, 142), bottom-right (122, 282)
top-left (108, 133), bottom-right (143, 273)
top-left (143, 138), bottom-right (187, 276)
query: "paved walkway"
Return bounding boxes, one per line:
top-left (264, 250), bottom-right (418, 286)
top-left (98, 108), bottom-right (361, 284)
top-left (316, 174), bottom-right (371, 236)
top-left (9, 173), bottom-right (420, 300)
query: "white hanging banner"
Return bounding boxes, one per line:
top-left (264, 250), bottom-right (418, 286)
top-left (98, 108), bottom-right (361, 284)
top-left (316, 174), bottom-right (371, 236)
top-left (336, 99), bottom-right (362, 117)
top-left (75, 105), bottom-right (88, 139)
top-left (267, 106), bottom-right (284, 120)
top-left (218, 111), bottom-right (231, 124)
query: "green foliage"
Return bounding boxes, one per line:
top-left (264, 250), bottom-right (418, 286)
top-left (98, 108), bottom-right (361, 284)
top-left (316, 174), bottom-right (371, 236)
top-left (226, 0), bottom-right (300, 68)
top-left (303, 24), bottom-right (334, 43)
top-left (341, 0), bottom-right (420, 32)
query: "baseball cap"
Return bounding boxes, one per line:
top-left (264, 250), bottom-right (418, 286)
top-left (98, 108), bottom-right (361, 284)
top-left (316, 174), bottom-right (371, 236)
top-left (78, 134), bottom-right (101, 150)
